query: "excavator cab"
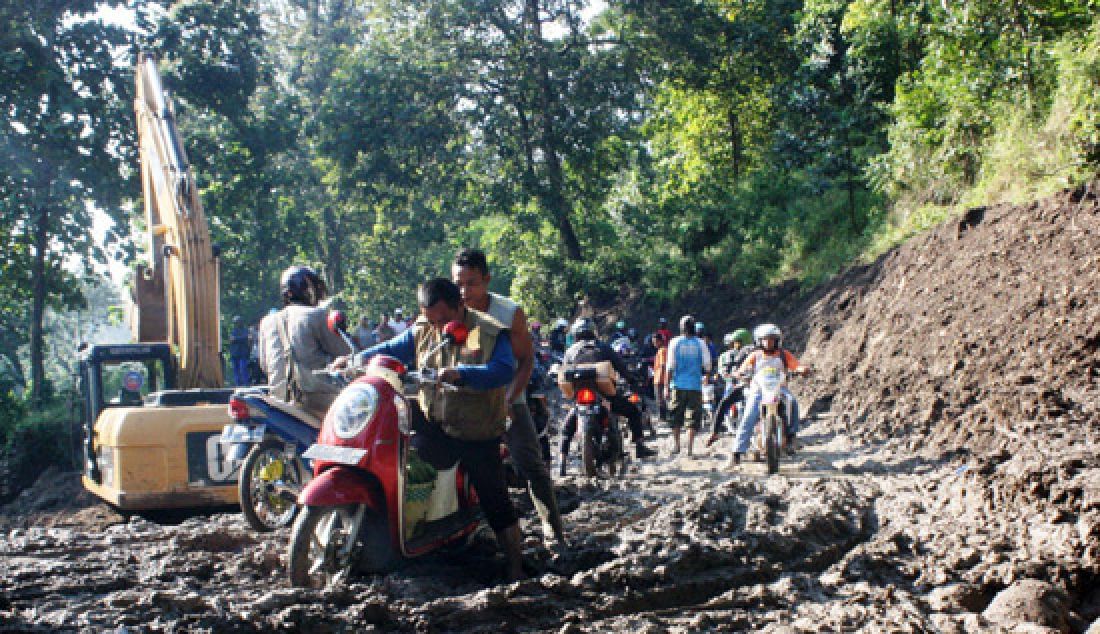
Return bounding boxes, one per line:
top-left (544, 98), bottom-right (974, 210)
top-left (80, 343), bottom-right (240, 510)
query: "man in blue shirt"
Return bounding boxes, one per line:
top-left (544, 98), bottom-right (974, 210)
top-left (228, 316), bottom-right (251, 387)
top-left (345, 278), bottom-right (524, 581)
top-left (663, 315), bottom-right (712, 457)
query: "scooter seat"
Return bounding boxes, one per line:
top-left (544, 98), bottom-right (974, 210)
top-left (259, 396), bottom-right (323, 429)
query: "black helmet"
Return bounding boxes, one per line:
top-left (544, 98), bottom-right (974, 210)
top-left (570, 317), bottom-right (597, 340)
top-left (280, 265), bottom-right (326, 306)
top-left (679, 314), bottom-right (696, 335)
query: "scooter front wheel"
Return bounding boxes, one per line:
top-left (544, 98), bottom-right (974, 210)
top-left (288, 505), bottom-right (359, 588)
top-left (239, 439), bottom-right (302, 532)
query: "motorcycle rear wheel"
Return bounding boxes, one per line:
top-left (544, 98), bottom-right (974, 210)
top-left (612, 424), bottom-right (628, 479)
top-left (239, 439), bottom-right (301, 532)
top-left (581, 423), bottom-right (598, 477)
top-left (764, 415), bottom-right (780, 475)
top-left (288, 505), bottom-right (359, 588)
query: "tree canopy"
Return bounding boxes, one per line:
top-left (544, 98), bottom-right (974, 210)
top-left (1, 0), bottom-right (1098, 405)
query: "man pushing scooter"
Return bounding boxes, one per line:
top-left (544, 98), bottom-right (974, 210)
top-left (334, 278), bottom-right (526, 581)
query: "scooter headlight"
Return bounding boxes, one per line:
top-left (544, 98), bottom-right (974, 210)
top-left (330, 383), bottom-right (379, 440)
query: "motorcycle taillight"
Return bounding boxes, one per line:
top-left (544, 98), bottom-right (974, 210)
top-left (576, 388), bottom-right (597, 405)
top-left (628, 393), bottom-right (640, 404)
top-left (228, 398), bottom-right (249, 421)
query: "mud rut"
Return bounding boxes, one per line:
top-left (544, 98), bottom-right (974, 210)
top-left (3, 409), bottom-right (1090, 633)
top-left (4, 184), bottom-right (1100, 632)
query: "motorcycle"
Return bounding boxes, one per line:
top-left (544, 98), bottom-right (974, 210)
top-left (526, 355), bottom-right (553, 466)
top-left (220, 311), bottom-right (356, 532)
top-left (754, 366), bottom-right (795, 475)
top-left (559, 367), bottom-right (628, 478)
top-left (287, 322), bottom-right (482, 588)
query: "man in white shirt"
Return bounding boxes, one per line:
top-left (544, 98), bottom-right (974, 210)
top-left (389, 308), bottom-right (408, 335)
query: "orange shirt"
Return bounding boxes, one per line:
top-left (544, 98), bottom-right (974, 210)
top-left (653, 346), bottom-right (668, 386)
top-left (738, 349), bottom-right (802, 376)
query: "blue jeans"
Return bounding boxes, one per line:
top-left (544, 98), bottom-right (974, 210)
top-left (734, 387), bottom-right (799, 453)
top-left (232, 357), bottom-right (250, 387)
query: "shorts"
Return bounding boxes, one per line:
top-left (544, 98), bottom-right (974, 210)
top-left (669, 388), bottom-right (703, 430)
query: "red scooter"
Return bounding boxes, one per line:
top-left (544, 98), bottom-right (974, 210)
top-left (287, 322), bottom-right (482, 588)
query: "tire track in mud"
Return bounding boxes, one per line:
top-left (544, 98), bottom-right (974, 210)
top-left (3, 414), bottom-right (1093, 632)
top-left (0, 417), bottom-right (887, 633)
top-left (387, 435), bottom-right (882, 632)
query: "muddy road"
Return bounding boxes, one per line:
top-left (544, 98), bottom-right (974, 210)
top-left (2, 412), bottom-right (1096, 632)
top-left (3, 182), bottom-right (1099, 632)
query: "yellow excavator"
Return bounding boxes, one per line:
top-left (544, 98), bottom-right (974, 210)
top-left (80, 53), bottom-right (238, 510)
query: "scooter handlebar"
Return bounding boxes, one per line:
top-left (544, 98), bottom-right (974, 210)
top-left (404, 370), bottom-right (461, 392)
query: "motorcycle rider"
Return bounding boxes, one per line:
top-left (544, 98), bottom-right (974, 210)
top-left (530, 320), bottom-right (544, 347)
top-left (655, 317), bottom-right (673, 346)
top-left (257, 265), bottom-right (351, 419)
top-left (549, 319), bottom-right (569, 354)
top-left (707, 329), bottom-right (754, 445)
top-left (665, 315), bottom-right (712, 456)
top-left (606, 319), bottom-right (628, 346)
top-left (451, 248), bottom-right (567, 548)
top-left (730, 323), bottom-right (810, 466)
top-left (342, 278), bottom-right (526, 581)
top-left (696, 322), bottom-right (718, 365)
top-left (559, 317), bottom-right (658, 475)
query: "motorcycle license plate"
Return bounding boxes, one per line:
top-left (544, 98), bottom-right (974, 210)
top-left (302, 444), bottom-right (367, 465)
top-left (219, 424), bottom-right (265, 444)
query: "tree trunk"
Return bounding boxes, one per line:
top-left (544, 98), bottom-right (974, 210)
top-left (321, 203), bottom-right (344, 294)
top-left (845, 138), bottom-right (858, 229)
top-left (526, 0), bottom-right (584, 262)
top-left (728, 106), bottom-right (742, 179)
top-left (30, 204), bottom-right (48, 407)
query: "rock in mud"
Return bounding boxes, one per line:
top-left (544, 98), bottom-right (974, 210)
top-left (983, 579), bottom-right (1072, 632)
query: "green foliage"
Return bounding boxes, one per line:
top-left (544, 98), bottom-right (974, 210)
top-left (8, 0), bottom-right (1100, 401)
top-left (0, 394), bottom-right (74, 494)
top-left (0, 1), bottom-right (141, 404)
top-left (871, 10), bottom-right (1100, 258)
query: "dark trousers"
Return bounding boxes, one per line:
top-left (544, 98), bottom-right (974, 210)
top-left (713, 384), bottom-right (745, 433)
top-left (410, 405), bottom-right (517, 533)
top-left (560, 392), bottom-right (644, 455)
top-left (232, 357), bottom-right (250, 387)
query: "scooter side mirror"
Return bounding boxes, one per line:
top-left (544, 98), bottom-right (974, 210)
top-left (327, 310), bottom-right (348, 334)
top-left (442, 321), bottom-right (469, 346)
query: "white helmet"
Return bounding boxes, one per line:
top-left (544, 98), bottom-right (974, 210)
top-left (554, 318), bottom-right (569, 329)
top-left (753, 323), bottom-right (782, 346)
top-left (722, 332), bottom-right (736, 347)
top-left (611, 336), bottom-right (634, 356)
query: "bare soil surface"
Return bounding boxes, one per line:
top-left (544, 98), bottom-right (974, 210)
top-left (1, 182), bottom-right (1098, 632)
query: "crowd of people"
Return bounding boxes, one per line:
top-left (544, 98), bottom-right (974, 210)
top-left (234, 251), bottom-right (809, 580)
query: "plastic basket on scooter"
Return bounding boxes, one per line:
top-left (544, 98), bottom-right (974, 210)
top-left (404, 450), bottom-right (437, 539)
top-left (404, 481), bottom-right (434, 539)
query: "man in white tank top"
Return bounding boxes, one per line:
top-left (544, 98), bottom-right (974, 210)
top-left (453, 248), bottom-right (567, 547)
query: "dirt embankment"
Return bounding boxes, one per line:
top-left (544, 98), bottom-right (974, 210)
top-left (0, 182), bottom-right (1097, 632)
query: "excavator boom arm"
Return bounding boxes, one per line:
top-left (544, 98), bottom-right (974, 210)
top-left (131, 53), bottom-right (223, 389)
